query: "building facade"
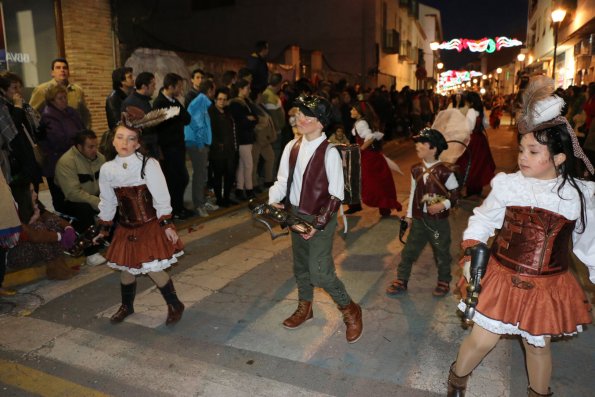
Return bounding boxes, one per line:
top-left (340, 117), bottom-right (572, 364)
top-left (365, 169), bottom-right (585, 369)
top-left (1, 0), bottom-right (445, 132)
top-left (525, 0), bottom-right (595, 87)
top-left (1, 0), bottom-right (114, 133)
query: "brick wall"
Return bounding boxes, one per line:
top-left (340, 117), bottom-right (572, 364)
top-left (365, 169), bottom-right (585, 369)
top-left (60, 0), bottom-right (114, 134)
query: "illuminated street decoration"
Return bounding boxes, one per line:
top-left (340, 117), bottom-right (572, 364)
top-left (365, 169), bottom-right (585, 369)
top-left (437, 70), bottom-right (483, 91)
top-left (434, 37), bottom-right (522, 53)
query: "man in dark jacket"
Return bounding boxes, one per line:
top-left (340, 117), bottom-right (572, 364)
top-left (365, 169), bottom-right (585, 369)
top-left (246, 41), bottom-right (269, 97)
top-left (152, 73), bottom-right (193, 219)
top-left (122, 72), bottom-right (160, 157)
top-left (122, 72), bottom-right (155, 113)
top-left (208, 87), bottom-right (237, 207)
top-left (184, 68), bottom-right (205, 106)
top-left (105, 67), bottom-right (133, 131)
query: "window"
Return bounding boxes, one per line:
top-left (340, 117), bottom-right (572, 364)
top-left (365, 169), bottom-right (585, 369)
top-left (1, 0), bottom-right (59, 90)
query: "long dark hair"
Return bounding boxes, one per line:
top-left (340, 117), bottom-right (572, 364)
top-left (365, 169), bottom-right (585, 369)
top-left (527, 123), bottom-right (588, 232)
top-left (466, 92), bottom-right (485, 119)
top-left (353, 101), bottom-right (381, 131)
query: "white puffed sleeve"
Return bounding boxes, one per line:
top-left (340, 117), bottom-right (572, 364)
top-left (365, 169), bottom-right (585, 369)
top-left (465, 108), bottom-right (478, 132)
top-left (98, 163), bottom-right (118, 222)
top-left (572, 182), bottom-right (595, 283)
top-left (353, 119), bottom-right (374, 141)
top-left (325, 146), bottom-right (344, 201)
top-left (462, 172), bottom-right (508, 243)
top-left (143, 158), bottom-right (173, 219)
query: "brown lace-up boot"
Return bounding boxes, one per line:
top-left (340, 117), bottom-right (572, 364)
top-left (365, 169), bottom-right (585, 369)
top-left (339, 300), bottom-right (363, 343)
top-left (283, 300), bottom-right (313, 329)
top-left (447, 362), bottom-right (471, 397)
top-left (527, 387), bottom-right (553, 396)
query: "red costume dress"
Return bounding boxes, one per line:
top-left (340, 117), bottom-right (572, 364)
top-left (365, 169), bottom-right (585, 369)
top-left (352, 119), bottom-right (402, 211)
top-left (455, 109), bottom-right (495, 195)
top-left (98, 153), bottom-right (183, 274)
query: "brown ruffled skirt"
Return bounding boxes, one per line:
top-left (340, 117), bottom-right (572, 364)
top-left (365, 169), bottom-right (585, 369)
top-left (474, 257), bottom-right (592, 337)
top-left (105, 219), bottom-right (183, 273)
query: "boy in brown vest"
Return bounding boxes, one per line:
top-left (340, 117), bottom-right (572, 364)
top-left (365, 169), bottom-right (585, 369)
top-left (267, 94), bottom-right (363, 343)
top-left (386, 128), bottom-right (459, 297)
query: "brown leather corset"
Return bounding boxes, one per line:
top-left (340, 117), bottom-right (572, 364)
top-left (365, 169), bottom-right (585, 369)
top-left (491, 206), bottom-right (576, 276)
top-left (114, 185), bottom-right (156, 228)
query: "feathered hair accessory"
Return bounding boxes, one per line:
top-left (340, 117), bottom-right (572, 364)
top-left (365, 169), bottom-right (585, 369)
top-left (517, 75), bottom-right (593, 175)
top-left (120, 106), bottom-right (180, 131)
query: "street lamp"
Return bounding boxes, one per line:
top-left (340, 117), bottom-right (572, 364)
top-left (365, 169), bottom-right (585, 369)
top-left (430, 42), bottom-right (440, 51)
top-left (551, 8), bottom-right (566, 79)
top-left (437, 62), bottom-right (443, 70)
top-left (496, 68), bottom-right (502, 95)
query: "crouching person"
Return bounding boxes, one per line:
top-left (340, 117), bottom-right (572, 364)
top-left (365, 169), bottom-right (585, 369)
top-left (54, 129), bottom-right (107, 266)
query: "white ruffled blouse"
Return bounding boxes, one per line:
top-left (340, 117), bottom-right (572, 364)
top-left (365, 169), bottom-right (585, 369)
top-left (98, 153), bottom-right (173, 223)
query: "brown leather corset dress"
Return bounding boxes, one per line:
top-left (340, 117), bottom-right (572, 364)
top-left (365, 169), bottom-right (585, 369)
top-left (491, 206), bottom-right (576, 276)
top-left (114, 185), bottom-right (156, 228)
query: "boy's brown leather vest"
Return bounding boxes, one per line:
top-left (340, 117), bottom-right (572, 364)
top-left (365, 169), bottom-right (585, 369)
top-left (286, 138), bottom-right (332, 215)
top-left (411, 162), bottom-right (457, 220)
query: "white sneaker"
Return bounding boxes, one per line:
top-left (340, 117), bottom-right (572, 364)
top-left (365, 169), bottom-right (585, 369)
top-left (85, 253), bottom-right (107, 266)
top-left (204, 202), bottom-right (219, 211)
top-left (197, 207), bottom-right (209, 217)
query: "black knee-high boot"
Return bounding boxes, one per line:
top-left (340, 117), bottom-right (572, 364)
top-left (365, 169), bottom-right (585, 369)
top-left (110, 282), bottom-right (137, 323)
top-left (158, 279), bottom-right (185, 325)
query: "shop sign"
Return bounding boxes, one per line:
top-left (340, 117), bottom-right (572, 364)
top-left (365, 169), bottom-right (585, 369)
top-left (6, 52), bottom-right (30, 63)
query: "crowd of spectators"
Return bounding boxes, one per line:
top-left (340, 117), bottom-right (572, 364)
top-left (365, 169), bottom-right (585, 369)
top-left (2, 40), bottom-right (595, 290)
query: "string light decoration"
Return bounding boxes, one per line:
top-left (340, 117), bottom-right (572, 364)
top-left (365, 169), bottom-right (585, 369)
top-left (433, 37), bottom-right (522, 53)
top-left (437, 70), bottom-right (484, 92)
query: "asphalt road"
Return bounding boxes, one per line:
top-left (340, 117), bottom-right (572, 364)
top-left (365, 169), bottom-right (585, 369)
top-left (1, 119), bottom-right (593, 397)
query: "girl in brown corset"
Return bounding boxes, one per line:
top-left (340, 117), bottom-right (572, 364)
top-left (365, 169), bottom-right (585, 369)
top-left (447, 76), bottom-right (595, 397)
top-left (94, 107), bottom-right (185, 326)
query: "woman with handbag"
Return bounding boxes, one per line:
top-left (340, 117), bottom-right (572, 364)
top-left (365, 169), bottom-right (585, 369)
top-left (346, 101), bottom-right (402, 217)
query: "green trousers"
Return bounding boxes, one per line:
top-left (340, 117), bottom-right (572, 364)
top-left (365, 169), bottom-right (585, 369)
top-left (290, 210), bottom-right (351, 307)
top-left (396, 216), bottom-right (453, 283)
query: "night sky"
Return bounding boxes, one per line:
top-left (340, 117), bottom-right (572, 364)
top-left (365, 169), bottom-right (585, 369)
top-left (421, 0), bottom-right (528, 70)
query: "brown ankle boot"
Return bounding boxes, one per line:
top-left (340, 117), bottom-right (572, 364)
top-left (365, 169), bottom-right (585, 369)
top-left (527, 387), bottom-right (553, 396)
top-left (110, 282), bottom-right (136, 323)
top-left (447, 362), bottom-right (471, 397)
top-left (158, 280), bottom-right (185, 325)
top-left (166, 302), bottom-right (185, 325)
top-left (339, 300), bottom-right (363, 343)
top-left (283, 300), bottom-right (313, 329)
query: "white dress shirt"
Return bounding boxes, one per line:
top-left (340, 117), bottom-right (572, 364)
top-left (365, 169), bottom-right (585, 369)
top-left (268, 135), bottom-right (344, 206)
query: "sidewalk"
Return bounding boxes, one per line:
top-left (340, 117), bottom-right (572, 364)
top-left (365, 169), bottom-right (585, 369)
top-left (4, 183), bottom-right (258, 288)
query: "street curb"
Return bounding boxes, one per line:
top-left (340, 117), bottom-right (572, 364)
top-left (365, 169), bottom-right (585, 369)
top-left (4, 196), bottom-right (260, 289)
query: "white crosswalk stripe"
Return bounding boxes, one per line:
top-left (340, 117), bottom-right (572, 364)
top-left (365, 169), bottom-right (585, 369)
top-left (0, 316), bottom-right (332, 397)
